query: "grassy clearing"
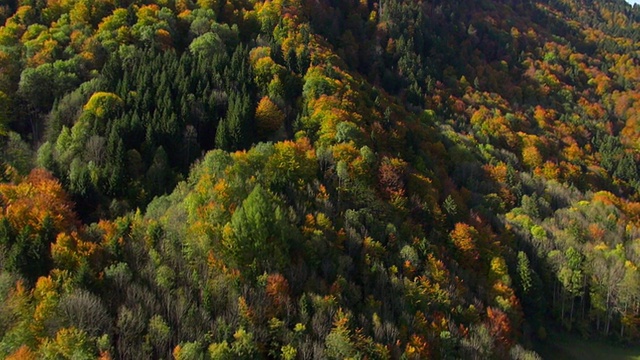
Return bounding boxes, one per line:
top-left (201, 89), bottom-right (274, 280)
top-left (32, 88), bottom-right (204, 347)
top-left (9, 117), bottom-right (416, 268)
top-left (534, 332), bottom-right (640, 360)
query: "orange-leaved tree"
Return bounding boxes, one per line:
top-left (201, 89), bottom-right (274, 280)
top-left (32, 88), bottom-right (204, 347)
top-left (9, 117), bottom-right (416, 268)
top-left (0, 169), bottom-right (78, 281)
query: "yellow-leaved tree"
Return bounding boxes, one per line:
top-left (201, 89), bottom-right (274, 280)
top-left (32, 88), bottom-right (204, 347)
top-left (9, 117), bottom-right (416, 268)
top-left (255, 96), bottom-right (285, 137)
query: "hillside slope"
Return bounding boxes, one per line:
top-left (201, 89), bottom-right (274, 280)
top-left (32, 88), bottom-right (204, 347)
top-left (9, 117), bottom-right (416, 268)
top-left (1, 0), bottom-right (640, 358)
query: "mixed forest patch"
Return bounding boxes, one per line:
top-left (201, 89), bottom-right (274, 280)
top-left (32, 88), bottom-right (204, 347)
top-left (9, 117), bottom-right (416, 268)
top-left (2, 0), bottom-right (640, 358)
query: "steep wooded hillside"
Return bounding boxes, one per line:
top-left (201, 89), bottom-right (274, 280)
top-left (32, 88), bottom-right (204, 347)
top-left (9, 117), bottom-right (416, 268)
top-left (2, 0), bottom-right (640, 358)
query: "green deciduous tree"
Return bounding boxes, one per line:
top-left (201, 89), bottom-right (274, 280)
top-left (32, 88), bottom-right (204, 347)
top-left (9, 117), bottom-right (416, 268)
top-left (223, 185), bottom-right (289, 278)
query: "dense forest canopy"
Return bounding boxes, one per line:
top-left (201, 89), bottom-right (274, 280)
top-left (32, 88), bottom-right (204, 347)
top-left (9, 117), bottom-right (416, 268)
top-left (2, 0), bottom-right (640, 358)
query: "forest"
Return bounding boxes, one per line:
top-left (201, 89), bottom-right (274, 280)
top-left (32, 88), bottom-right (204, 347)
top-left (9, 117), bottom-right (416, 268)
top-left (2, 0), bottom-right (640, 358)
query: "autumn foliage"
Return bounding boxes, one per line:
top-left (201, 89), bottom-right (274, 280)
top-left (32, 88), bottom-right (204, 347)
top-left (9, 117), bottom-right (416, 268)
top-left (0, 169), bottom-right (77, 233)
top-left (3, 0), bottom-right (640, 358)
